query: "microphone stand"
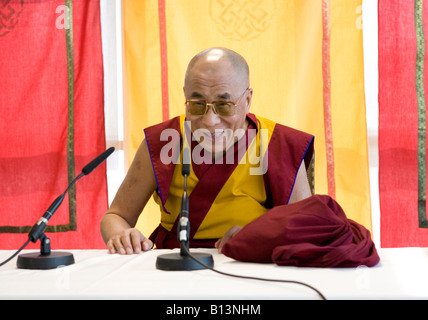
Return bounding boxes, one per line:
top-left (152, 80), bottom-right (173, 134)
top-left (156, 148), bottom-right (214, 271)
top-left (16, 174), bottom-right (83, 269)
top-left (15, 147), bottom-right (115, 269)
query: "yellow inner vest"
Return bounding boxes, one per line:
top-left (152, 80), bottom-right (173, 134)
top-left (153, 115), bottom-right (276, 239)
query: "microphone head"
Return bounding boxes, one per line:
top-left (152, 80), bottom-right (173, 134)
top-left (182, 148), bottom-right (191, 176)
top-left (82, 147), bottom-right (115, 175)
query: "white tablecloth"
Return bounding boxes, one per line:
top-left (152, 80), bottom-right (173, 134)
top-left (1, 247), bottom-right (427, 300)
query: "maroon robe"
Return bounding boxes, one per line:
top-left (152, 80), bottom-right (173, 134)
top-left (144, 113), bottom-right (314, 249)
top-left (222, 195), bottom-right (380, 268)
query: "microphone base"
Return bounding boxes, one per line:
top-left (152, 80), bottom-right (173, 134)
top-left (156, 252), bottom-right (214, 271)
top-left (17, 251), bottom-right (75, 270)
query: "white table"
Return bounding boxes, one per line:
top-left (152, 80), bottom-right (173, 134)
top-left (0, 247), bottom-right (427, 300)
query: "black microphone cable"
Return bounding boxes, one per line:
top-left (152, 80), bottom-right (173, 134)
top-left (181, 244), bottom-right (327, 300)
top-left (176, 147), bottom-right (326, 299)
top-left (0, 239), bottom-right (30, 267)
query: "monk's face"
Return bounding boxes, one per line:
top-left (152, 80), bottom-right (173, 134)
top-left (184, 58), bottom-right (252, 155)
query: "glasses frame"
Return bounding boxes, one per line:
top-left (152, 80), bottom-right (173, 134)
top-left (185, 88), bottom-right (249, 116)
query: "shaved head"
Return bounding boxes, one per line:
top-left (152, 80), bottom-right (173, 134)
top-left (184, 47), bottom-right (250, 90)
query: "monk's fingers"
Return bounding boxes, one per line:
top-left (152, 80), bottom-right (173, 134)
top-left (108, 228), bottom-right (149, 255)
top-left (216, 225), bottom-right (243, 253)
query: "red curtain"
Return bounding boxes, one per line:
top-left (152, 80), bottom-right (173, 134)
top-left (0, 0), bottom-right (107, 249)
top-left (379, 0), bottom-right (428, 247)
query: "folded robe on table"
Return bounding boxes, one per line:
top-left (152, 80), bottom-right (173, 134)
top-left (221, 195), bottom-right (379, 268)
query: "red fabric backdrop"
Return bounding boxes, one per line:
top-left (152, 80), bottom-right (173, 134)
top-left (379, 0), bottom-right (428, 247)
top-left (0, 0), bottom-right (107, 249)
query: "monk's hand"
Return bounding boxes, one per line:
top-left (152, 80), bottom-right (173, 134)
top-left (107, 228), bottom-right (153, 255)
top-left (215, 225), bottom-right (243, 253)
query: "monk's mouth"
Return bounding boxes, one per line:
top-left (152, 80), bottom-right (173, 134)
top-left (202, 129), bottom-right (226, 142)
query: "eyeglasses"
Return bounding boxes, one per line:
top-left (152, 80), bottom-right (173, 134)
top-left (185, 88), bottom-right (249, 117)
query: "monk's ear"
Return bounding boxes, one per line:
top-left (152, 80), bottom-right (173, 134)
top-left (245, 88), bottom-right (253, 113)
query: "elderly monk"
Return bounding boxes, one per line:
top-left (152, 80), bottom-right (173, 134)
top-left (100, 47), bottom-right (314, 255)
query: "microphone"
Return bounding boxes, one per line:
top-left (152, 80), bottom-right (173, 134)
top-left (178, 148), bottom-right (190, 254)
top-left (28, 147), bottom-right (115, 243)
top-left (156, 147), bottom-right (214, 271)
top-left (82, 146), bottom-right (115, 175)
top-left (182, 147), bottom-right (191, 176)
top-left (16, 147), bottom-right (115, 269)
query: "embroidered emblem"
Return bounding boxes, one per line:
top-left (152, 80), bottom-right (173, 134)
top-left (0, 0), bottom-right (24, 37)
top-left (209, 0), bottom-right (276, 41)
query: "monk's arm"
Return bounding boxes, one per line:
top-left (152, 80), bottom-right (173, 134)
top-left (288, 161), bottom-right (312, 204)
top-left (100, 139), bottom-right (157, 254)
